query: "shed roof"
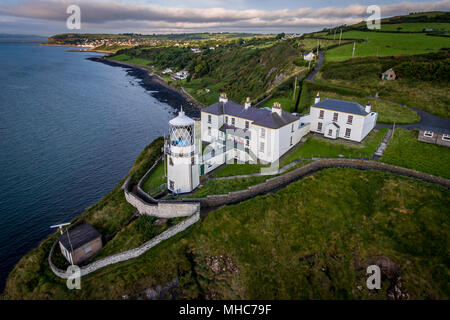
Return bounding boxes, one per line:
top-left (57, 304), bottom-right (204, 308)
top-left (202, 100), bottom-right (299, 129)
top-left (59, 223), bottom-right (101, 251)
top-left (312, 98), bottom-right (368, 116)
top-left (420, 126), bottom-right (450, 135)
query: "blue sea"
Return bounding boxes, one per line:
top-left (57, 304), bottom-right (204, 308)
top-left (0, 41), bottom-right (176, 291)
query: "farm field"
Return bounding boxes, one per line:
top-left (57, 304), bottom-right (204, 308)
top-left (323, 31), bottom-right (450, 62)
top-left (377, 22), bottom-right (450, 32)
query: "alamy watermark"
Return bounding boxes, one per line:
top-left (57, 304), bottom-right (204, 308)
top-left (66, 5), bottom-right (81, 30)
top-left (366, 264), bottom-right (381, 290)
top-left (366, 5), bottom-right (381, 30)
top-left (66, 265), bottom-right (81, 289)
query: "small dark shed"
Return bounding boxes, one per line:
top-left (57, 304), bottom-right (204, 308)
top-left (59, 223), bottom-right (102, 265)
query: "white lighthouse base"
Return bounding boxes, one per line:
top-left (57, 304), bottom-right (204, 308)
top-left (167, 156), bottom-right (200, 194)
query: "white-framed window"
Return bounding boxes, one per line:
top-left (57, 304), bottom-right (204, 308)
top-left (225, 116), bottom-right (228, 124)
top-left (261, 128), bottom-right (266, 138)
top-left (231, 118), bottom-right (235, 126)
top-left (333, 112), bottom-right (338, 122)
top-left (208, 115), bottom-right (212, 124)
top-left (291, 124), bottom-right (294, 132)
top-left (245, 121), bottom-right (249, 129)
top-left (347, 115), bottom-right (353, 125)
top-left (208, 126), bottom-right (211, 136)
top-left (442, 134), bottom-right (450, 141)
top-left (246, 138), bottom-right (249, 146)
top-left (169, 180), bottom-right (174, 189)
top-left (317, 122), bottom-right (322, 132)
top-left (319, 110), bottom-right (324, 119)
top-left (345, 128), bottom-right (351, 138)
top-left (424, 131), bottom-right (433, 137)
top-left (260, 142), bottom-right (265, 153)
top-left (328, 129), bottom-right (333, 136)
top-left (84, 246), bottom-right (92, 254)
top-left (169, 157), bottom-right (173, 166)
top-left (290, 137), bottom-right (293, 146)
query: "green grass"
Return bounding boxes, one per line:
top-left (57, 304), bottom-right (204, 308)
top-left (184, 176), bottom-right (270, 198)
top-left (280, 128), bottom-right (388, 163)
top-left (262, 92), bottom-right (298, 112)
top-left (212, 162), bottom-right (268, 178)
top-left (381, 128), bottom-right (450, 179)
top-left (377, 22), bottom-right (450, 32)
top-left (316, 54), bottom-right (450, 118)
top-left (324, 31), bottom-right (450, 62)
top-left (4, 168), bottom-right (448, 299)
top-left (141, 162), bottom-right (166, 195)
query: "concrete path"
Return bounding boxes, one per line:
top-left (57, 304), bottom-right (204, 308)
top-left (374, 129), bottom-right (393, 160)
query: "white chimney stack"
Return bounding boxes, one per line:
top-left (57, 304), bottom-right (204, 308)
top-left (272, 102), bottom-right (282, 116)
top-left (314, 92), bottom-right (320, 104)
top-left (365, 101), bottom-right (371, 113)
top-left (219, 92), bottom-right (228, 104)
top-left (244, 97), bottom-right (251, 109)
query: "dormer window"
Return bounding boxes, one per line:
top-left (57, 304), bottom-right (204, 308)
top-left (424, 131), bottom-right (433, 137)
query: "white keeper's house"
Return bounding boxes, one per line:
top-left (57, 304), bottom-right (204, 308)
top-left (164, 92), bottom-right (377, 194)
top-left (305, 93), bottom-right (378, 142)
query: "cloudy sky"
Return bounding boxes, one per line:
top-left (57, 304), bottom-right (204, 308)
top-left (0, 0), bottom-right (449, 36)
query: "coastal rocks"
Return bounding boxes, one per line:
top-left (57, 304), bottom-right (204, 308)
top-left (124, 277), bottom-right (181, 300)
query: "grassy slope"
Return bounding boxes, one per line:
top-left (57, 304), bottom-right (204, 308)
top-left (324, 31), bottom-right (450, 62)
top-left (315, 54), bottom-right (450, 118)
top-left (2, 138), bottom-right (164, 299)
top-left (377, 22), bottom-right (450, 32)
top-left (381, 128), bottom-right (450, 179)
top-left (141, 162), bottom-right (165, 194)
top-left (3, 168), bottom-right (448, 299)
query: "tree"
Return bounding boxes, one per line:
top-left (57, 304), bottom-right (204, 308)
top-left (276, 33), bottom-right (286, 40)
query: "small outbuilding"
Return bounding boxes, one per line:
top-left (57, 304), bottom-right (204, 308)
top-left (303, 52), bottom-right (315, 61)
top-left (417, 127), bottom-right (450, 147)
top-left (381, 68), bottom-right (396, 80)
top-left (59, 223), bottom-right (102, 265)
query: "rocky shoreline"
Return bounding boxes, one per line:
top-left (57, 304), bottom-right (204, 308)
top-left (88, 56), bottom-right (202, 118)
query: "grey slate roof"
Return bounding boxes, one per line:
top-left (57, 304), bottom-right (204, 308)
top-left (59, 223), bottom-right (101, 251)
top-left (312, 98), bottom-right (369, 116)
top-left (202, 100), bottom-right (299, 129)
top-left (419, 126), bottom-right (450, 135)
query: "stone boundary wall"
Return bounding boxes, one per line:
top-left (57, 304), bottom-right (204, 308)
top-left (177, 159), bottom-right (450, 208)
top-left (124, 177), bottom-right (200, 218)
top-left (136, 155), bottom-right (164, 202)
top-left (49, 211), bottom-right (200, 279)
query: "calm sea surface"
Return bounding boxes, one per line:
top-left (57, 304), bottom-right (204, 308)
top-left (0, 41), bottom-right (175, 290)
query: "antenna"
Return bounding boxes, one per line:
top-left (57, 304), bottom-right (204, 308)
top-left (339, 29), bottom-right (342, 46)
top-left (352, 42), bottom-right (356, 57)
top-left (50, 222), bottom-right (70, 234)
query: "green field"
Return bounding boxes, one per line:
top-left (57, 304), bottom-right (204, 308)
top-left (4, 168), bottom-right (448, 299)
top-left (324, 31), bottom-right (450, 62)
top-left (378, 22), bottom-right (450, 32)
top-left (381, 128), bottom-right (450, 179)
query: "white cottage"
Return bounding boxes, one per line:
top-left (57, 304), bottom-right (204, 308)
top-left (307, 93), bottom-right (377, 142)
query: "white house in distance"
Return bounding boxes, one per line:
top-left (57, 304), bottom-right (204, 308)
top-left (303, 52), bottom-right (315, 61)
top-left (306, 93), bottom-right (378, 142)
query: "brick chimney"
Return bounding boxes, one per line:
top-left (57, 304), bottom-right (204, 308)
top-left (244, 97), bottom-right (251, 109)
top-left (272, 102), bottom-right (282, 116)
top-left (219, 92), bottom-right (228, 103)
top-left (365, 101), bottom-right (371, 113)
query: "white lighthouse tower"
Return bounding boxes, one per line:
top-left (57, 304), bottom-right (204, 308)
top-left (166, 108), bottom-right (200, 194)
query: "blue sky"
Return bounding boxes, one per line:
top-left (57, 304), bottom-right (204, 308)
top-left (0, 0), bottom-right (448, 36)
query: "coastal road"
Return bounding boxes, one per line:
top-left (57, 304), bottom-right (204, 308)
top-left (306, 51), bottom-right (323, 82)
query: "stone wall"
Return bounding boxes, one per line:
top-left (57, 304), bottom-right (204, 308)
top-left (49, 211), bottom-right (200, 279)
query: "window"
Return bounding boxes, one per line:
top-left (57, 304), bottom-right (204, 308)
top-left (84, 246), bottom-right (92, 254)
top-left (347, 115), bottom-right (353, 125)
top-left (208, 126), bottom-right (211, 136)
top-left (328, 129), bottom-right (333, 136)
top-left (317, 122), bottom-right (322, 132)
top-left (225, 116), bottom-right (228, 124)
top-left (246, 138), bottom-right (249, 146)
top-left (169, 180), bottom-right (174, 190)
top-left (169, 157), bottom-right (173, 166)
top-left (290, 137), bottom-right (293, 146)
top-left (319, 110), bottom-right (324, 119)
top-left (424, 131), bottom-right (433, 137)
top-left (231, 118), bottom-right (235, 126)
top-left (207, 115), bottom-right (212, 124)
top-left (191, 156), bottom-right (195, 164)
top-left (291, 124), bottom-right (294, 132)
top-left (211, 149), bottom-right (215, 157)
top-left (260, 142), bottom-right (265, 153)
top-left (261, 128), bottom-right (266, 138)
top-left (245, 121), bottom-right (249, 129)
top-left (443, 134), bottom-right (450, 141)
top-left (345, 128), bottom-right (351, 138)
top-left (333, 112), bottom-right (338, 122)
